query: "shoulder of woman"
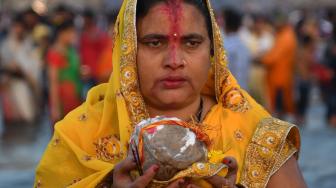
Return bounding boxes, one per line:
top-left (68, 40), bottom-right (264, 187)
top-left (251, 117), bottom-right (300, 152)
top-left (239, 117), bottom-right (300, 188)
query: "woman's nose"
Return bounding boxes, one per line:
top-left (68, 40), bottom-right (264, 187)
top-left (163, 50), bottom-right (185, 70)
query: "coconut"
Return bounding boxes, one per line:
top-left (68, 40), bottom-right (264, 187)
top-left (129, 117), bottom-right (208, 181)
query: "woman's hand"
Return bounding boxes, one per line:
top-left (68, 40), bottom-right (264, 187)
top-left (185, 157), bottom-right (239, 188)
top-left (112, 157), bottom-right (185, 188)
top-left (206, 157), bottom-right (238, 188)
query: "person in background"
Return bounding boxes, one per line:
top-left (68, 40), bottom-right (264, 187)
top-left (0, 50), bottom-right (4, 137)
top-left (22, 8), bottom-right (40, 34)
top-left (0, 97), bottom-right (3, 137)
top-left (253, 15), bottom-right (275, 56)
top-left (223, 9), bottom-right (251, 90)
top-left (0, 12), bottom-right (5, 137)
top-left (248, 15), bottom-right (274, 106)
top-left (262, 14), bottom-right (297, 120)
top-left (0, 13), bottom-right (41, 124)
top-left (323, 26), bottom-right (336, 127)
top-left (79, 9), bottom-right (108, 97)
top-left (239, 14), bottom-right (258, 56)
top-left (46, 20), bottom-right (82, 123)
top-left (96, 12), bottom-right (118, 83)
top-left (32, 24), bottom-right (52, 113)
top-left (51, 5), bottom-right (75, 27)
top-left (295, 34), bottom-right (317, 124)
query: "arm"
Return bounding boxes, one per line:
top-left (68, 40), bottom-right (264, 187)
top-left (267, 156), bottom-right (307, 188)
top-left (48, 65), bottom-right (61, 122)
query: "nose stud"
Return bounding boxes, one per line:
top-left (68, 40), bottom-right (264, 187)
top-left (182, 59), bottom-right (187, 66)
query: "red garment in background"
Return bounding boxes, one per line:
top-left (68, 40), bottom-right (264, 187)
top-left (1, 88), bottom-right (19, 121)
top-left (97, 39), bottom-right (113, 82)
top-left (80, 27), bottom-right (108, 80)
top-left (311, 63), bottom-right (333, 85)
top-left (47, 49), bottom-right (81, 115)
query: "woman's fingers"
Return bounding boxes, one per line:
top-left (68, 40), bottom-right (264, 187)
top-left (206, 175), bottom-right (232, 188)
top-left (186, 184), bottom-right (202, 188)
top-left (112, 157), bottom-right (239, 188)
top-left (205, 156), bottom-right (238, 188)
top-left (132, 165), bottom-right (159, 187)
top-left (112, 158), bottom-right (137, 187)
top-left (223, 156), bottom-right (238, 184)
top-left (114, 157), bottom-right (136, 175)
top-left (166, 179), bottom-right (185, 188)
top-left (113, 161), bottom-right (158, 188)
top-left (168, 178), bottom-right (212, 188)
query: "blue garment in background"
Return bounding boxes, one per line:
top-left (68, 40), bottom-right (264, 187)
top-left (223, 33), bottom-right (251, 90)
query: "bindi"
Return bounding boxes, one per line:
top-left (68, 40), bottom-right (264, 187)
top-left (159, 0), bottom-right (183, 65)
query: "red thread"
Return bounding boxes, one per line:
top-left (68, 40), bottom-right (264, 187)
top-left (146, 127), bottom-right (157, 134)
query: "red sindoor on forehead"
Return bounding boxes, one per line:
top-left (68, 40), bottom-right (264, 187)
top-left (158, 0), bottom-right (183, 38)
top-left (167, 0), bottom-right (183, 36)
top-left (159, 0), bottom-right (183, 65)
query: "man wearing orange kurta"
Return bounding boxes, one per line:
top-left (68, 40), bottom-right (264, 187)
top-left (262, 23), bottom-right (297, 116)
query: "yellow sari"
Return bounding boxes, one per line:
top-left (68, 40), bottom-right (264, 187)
top-left (34, 0), bottom-right (300, 187)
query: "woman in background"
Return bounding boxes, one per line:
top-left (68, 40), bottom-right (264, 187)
top-left (0, 14), bottom-right (41, 123)
top-left (46, 20), bottom-right (82, 123)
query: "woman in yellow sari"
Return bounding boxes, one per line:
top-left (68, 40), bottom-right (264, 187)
top-left (35, 0), bottom-right (306, 187)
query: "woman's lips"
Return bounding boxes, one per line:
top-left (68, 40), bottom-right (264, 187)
top-left (160, 76), bottom-right (187, 89)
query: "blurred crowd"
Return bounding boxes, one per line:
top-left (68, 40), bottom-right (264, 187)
top-left (0, 5), bottom-right (336, 137)
top-left (219, 8), bottom-right (336, 127)
top-left (0, 5), bottom-right (117, 134)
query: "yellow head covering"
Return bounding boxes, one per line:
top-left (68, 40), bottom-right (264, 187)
top-left (35, 1), bottom-right (300, 188)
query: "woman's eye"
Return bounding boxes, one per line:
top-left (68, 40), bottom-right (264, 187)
top-left (147, 41), bottom-right (162, 48)
top-left (185, 40), bottom-right (201, 48)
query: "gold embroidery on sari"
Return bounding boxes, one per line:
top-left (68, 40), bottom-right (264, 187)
top-left (240, 118), bottom-right (300, 188)
top-left (205, 0), bottom-right (228, 101)
top-left (234, 129), bottom-right (244, 141)
top-left (94, 135), bottom-right (124, 162)
top-left (119, 0), bottom-right (149, 127)
top-left (149, 162), bottom-right (228, 188)
top-left (204, 0), bottom-right (250, 113)
top-left (222, 88), bottom-right (250, 113)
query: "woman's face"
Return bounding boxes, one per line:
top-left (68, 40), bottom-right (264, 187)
top-left (137, 2), bottom-right (211, 110)
top-left (60, 27), bottom-right (76, 46)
